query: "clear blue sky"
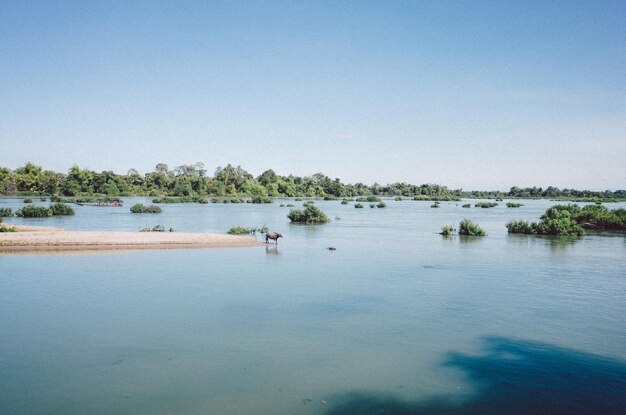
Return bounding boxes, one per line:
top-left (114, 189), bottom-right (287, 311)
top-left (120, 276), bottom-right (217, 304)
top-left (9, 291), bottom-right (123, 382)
top-left (1, 0), bottom-right (624, 190)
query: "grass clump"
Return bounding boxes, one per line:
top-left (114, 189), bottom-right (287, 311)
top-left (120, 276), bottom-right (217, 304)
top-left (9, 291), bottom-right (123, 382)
top-left (462, 203), bottom-right (471, 208)
top-left (49, 203), bottom-right (75, 216)
top-left (369, 204), bottom-right (375, 208)
top-left (506, 202), bottom-right (524, 208)
top-left (458, 219), bottom-right (486, 236)
top-left (288, 205), bottom-right (329, 224)
top-left (341, 200), bottom-right (349, 205)
top-left (130, 204), bottom-right (162, 213)
top-left (431, 202), bottom-right (441, 208)
top-left (0, 208), bottom-right (13, 217)
top-left (23, 198), bottom-right (33, 203)
top-left (16, 205), bottom-right (52, 218)
top-left (440, 225), bottom-right (455, 236)
top-left (475, 202), bottom-right (498, 208)
top-left (376, 201), bottom-right (386, 208)
top-left (354, 203), bottom-right (364, 208)
top-left (394, 196), bottom-right (402, 201)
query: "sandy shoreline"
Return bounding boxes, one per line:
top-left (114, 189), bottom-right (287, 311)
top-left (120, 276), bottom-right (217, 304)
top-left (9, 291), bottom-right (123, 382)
top-left (0, 225), bottom-right (263, 252)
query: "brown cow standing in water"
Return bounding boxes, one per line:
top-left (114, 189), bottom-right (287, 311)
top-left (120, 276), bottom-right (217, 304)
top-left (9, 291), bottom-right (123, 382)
top-left (265, 231), bottom-right (283, 244)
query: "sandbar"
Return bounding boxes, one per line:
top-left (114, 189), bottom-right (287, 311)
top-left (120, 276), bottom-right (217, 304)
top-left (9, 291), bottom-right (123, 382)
top-left (0, 225), bottom-right (262, 252)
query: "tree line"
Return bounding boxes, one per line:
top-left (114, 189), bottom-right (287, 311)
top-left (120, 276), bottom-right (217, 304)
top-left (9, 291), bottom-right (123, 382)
top-left (1, 162), bottom-right (624, 200)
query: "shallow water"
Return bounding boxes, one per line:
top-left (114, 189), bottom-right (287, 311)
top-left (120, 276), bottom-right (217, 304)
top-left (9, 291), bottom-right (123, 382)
top-left (1, 197), bottom-right (625, 414)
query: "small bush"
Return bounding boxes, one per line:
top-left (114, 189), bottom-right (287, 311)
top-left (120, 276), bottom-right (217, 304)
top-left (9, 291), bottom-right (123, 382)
top-left (40, 197), bottom-right (47, 202)
top-left (251, 196), bottom-right (272, 204)
top-left (376, 201), bottom-right (386, 208)
top-left (0, 208), bottom-right (13, 217)
top-left (23, 198), bottom-right (33, 203)
top-left (462, 203), bottom-right (471, 208)
top-left (288, 205), bottom-right (329, 224)
top-left (506, 202), bottom-right (524, 208)
top-left (506, 220), bottom-right (535, 234)
top-left (431, 202), bottom-right (441, 208)
top-left (458, 219), bottom-right (486, 236)
top-left (130, 204), bottom-right (162, 213)
top-left (356, 195), bottom-right (381, 202)
top-left (49, 203), bottom-right (75, 216)
top-left (0, 223), bottom-right (17, 232)
top-left (354, 203), bottom-right (364, 208)
top-left (286, 204), bottom-right (295, 207)
top-left (16, 205), bottom-right (51, 218)
top-left (227, 226), bottom-right (253, 235)
top-left (341, 200), bottom-right (349, 205)
top-left (323, 196), bottom-right (337, 201)
top-left (475, 202), bottom-right (498, 208)
top-left (369, 204), bottom-right (375, 208)
top-left (440, 225), bottom-right (455, 236)
top-left (394, 196), bottom-right (402, 201)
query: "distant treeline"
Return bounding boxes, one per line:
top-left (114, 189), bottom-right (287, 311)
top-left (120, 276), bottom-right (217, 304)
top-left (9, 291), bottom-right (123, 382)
top-left (1, 162), bottom-right (624, 200)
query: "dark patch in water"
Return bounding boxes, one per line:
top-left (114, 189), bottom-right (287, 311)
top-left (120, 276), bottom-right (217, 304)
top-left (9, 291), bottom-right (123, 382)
top-left (324, 336), bottom-right (626, 415)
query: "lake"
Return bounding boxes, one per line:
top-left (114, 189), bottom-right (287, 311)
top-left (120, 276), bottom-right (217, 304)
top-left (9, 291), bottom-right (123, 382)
top-left (1, 197), bottom-right (625, 414)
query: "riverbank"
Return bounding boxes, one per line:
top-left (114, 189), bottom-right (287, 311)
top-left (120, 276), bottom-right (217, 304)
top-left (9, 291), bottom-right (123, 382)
top-left (0, 225), bottom-right (262, 252)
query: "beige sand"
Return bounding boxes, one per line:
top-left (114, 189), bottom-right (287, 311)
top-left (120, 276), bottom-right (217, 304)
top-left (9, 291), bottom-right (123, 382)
top-left (0, 225), bottom-right (262, 252)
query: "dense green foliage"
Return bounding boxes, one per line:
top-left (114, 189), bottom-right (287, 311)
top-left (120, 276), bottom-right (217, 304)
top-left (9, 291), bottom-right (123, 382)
top-left (0, 223), bottom-right (17, 232)
top-left (2, 163), bottom-right (623, 202)
top-left (458, 219), bottom-right (486, 236)
top-left (475, 202), bottom-right (498, 208)
top-left (287, 205), bottom-right (329, 224)
top-left (0, 208), bottom-right (13, 217)
top-left (440, 225), bottom-right (455, 236)
top-left (507, 204), bottom-right (626, 236)
top-left (130, 204), bottom-right (162, 213)
top-left (152, 196), bottom-right (207, 204)
top-left (354, 203), bottom-right (364, 208)
top-left (356, 195), bottom-right (382, 202)
top-left (16, 205), bottom-right (51, 218)
top-left (506, 202), bottom-right (524, 208)
top-left (227, 226), bottom-right (253, 235)
top-left (49, 203), bottom-right (75, 216)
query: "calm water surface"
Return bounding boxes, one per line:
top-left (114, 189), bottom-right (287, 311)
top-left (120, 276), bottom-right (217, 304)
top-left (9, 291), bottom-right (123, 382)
top-left (1, 198), bottom-right (625, 414)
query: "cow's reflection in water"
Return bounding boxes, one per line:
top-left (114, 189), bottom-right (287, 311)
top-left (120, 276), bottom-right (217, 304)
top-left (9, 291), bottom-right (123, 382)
top-left (265, 245), bottom-right (279, 255)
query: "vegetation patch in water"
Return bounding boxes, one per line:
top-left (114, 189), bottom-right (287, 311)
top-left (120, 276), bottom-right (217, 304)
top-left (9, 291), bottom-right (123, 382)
top-left (506, 202), bottom-right (524, 208)
top-left (288, 205), bottom-right (329, 224)
top-left (152, 196), bottom-right (208, 204)
top-left (49, 203), bottom-right (75, 216)
top-left (475, 202), bottom-right (498, 208)
top-left (15, 205), bottom-right (52, 218)
top-left (459, 219), bottom-right (486, 236)
top-left (0, 208), bottom-right (13, 217)
top-left (130, 204), bottom-right (162, 213)
top-left (440, 225), bottom-right (455, 236)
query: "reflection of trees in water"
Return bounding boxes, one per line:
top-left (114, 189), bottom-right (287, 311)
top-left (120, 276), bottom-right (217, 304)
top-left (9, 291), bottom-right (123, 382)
top-left (325, 336), bottom-right (626, 415)
top-left (506, 234), bottom-right (582, 252)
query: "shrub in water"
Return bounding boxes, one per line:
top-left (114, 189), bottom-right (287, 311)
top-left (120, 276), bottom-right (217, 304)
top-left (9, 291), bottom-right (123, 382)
top-left (130, 204), bottom-right (162, 213)
top-left (354, 203), bottom-right (364, 208)
top-left (341, 200), bottom-right (349, 205)
top-left (462, 203), bottom-right (471, 208)
top-left (376, 201), bottom-right (386, 208)
top-left (356, 195), bottom-right (381, 202)
top-left (431, 202), bottom-right (441, 208)
top-left (23, 198), bottom-right (33, 203)
top-left (0, 208), bottom-right (13, 217)
top-left (49, 203), bottom-right (75, 216)
top-left (287, 205), bottom-right (329, 224)
top-left (506, 220), bottom-right (535, 234)
top-left (16, 205), bottom-right (51, 218)
top-left (475, 202), bottom-right (498, 208)
top-left (251, 196), bottom-right (272, 204)
top-left (506, 202), bottom-right (524, 208)
top-left (458, 219), bottom-right (486, 236)
top-left (440, 225), bottom-right (455, 236)
top-left (394, 196), bottom-right (402, 201)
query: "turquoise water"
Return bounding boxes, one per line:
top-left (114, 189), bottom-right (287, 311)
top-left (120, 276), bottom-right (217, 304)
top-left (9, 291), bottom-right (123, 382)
top-left (1, 198), bottom-right (625, 414)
